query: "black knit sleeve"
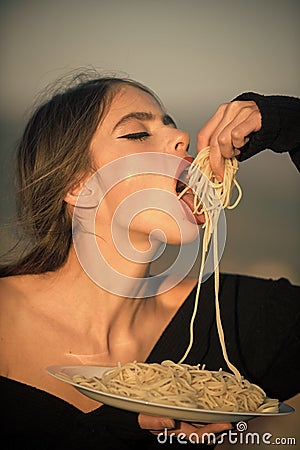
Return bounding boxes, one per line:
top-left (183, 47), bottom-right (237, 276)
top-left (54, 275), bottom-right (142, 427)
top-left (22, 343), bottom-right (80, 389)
top-left (232, 92), bottom-right (300, 171)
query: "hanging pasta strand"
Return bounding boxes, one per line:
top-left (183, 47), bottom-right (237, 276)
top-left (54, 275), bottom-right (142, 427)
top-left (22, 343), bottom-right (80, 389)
top-left (177, 147), bottom-right (242, 376)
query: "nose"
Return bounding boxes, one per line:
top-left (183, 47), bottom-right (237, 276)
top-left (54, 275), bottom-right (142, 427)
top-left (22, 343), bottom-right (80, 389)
top-left (172, 129), bottom-right (190, 155)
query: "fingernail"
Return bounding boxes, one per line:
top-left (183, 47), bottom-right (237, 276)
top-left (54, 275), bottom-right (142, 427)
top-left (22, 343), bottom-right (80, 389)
top-left (162, 419), bottom-right (175, 429)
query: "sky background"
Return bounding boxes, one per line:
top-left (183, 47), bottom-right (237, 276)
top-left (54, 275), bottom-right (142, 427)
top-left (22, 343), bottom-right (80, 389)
top-left (0, 1), bottom-right (299, 446)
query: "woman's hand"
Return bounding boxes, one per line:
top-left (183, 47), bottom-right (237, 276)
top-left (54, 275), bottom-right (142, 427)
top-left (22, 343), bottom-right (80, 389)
top-left (197, 100), bottom-right (262, 180)
top-left (138, 413), bottom-right (232, 444)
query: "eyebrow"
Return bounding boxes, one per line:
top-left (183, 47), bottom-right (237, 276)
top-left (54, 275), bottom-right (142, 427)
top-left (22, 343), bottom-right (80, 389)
top-left (112, 111), bottom-right (176, 132)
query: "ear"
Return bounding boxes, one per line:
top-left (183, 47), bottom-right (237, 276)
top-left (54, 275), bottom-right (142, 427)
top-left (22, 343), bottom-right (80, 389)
top-left (64, 176), bottom-right (91, 206)
top-left (64, 172), bottom-right (100, 208)
top-left (64, 186), bottom-right (83, 206)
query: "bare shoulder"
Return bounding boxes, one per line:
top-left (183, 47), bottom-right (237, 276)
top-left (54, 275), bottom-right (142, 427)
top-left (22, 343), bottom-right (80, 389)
top-left (0, 274), bottom-right (45, 336)
top-left (0, 273), bottom-right (57, 375)
top-left (0, 272), bottom-right (53, 297)
top-left (0, 276), bottom-right (29, 375)
top-left (0, 275), bottom-right (34, 326)
top-left (0, 274), bottom-right (37, 305)
top-left (0, 275), bottom-right (27, 303)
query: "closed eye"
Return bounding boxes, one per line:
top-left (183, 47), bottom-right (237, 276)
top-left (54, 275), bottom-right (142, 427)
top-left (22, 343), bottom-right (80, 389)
top-left (117, 132), bottom-right (150, 141)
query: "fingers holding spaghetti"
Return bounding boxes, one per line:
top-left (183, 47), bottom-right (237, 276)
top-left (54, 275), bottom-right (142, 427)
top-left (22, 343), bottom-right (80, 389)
top-left (197, 100), bottom-right (261, 180)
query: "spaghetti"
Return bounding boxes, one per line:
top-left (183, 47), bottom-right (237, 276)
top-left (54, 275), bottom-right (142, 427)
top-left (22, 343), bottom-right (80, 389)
top-left (177, 146), bottom-right (242, 378)
top-left (72, 360), bottom-right (278, 412)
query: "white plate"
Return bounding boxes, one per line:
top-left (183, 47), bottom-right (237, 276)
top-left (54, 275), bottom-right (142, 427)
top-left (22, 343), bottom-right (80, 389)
top-left (46, 365), bottom-right (294, 423)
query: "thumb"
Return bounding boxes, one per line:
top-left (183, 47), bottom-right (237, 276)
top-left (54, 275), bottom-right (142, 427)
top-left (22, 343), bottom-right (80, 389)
top-left (138, 414), bottom-right (175, 430)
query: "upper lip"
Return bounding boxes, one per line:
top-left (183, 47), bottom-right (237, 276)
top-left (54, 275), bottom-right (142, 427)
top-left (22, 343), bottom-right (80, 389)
top-left (175, 156), bottom-right (194, 193)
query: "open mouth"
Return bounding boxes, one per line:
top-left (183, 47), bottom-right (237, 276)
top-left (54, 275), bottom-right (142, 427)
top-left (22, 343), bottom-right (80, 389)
top-left (175, 157), bottom-right (205, 225)
top-left (175, 172), bottom-right (189, 195)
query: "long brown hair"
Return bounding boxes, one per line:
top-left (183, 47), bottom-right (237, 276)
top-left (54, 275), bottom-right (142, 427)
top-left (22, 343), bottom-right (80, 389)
top-left (0, 73), bottom-right (161, 277)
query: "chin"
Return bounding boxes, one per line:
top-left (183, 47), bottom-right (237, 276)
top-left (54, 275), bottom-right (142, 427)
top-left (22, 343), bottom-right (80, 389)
top-left (166, 228), bottom-right (200, 246)
top-left (148, 218), bottom-right (201, 247)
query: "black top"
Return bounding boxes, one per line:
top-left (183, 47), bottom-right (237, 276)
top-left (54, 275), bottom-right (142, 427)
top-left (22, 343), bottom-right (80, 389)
top-left (1, 93), bottom-right (300, 450)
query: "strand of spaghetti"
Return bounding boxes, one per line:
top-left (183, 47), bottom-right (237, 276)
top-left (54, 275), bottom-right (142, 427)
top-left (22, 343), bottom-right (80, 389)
top-left (177, 162), bottom-right (219, 364)
top-left (177, 182), bottom-right (215, 364)
top-left (213, 224), bottom-right (242, 381)
top-left (177, 231), bottom-right (207, 364)
top-left (227, 178), bottom-right (242, 209)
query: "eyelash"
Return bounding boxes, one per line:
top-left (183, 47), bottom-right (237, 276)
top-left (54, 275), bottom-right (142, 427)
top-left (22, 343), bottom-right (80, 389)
top-left (119, 132), bottom-right (150, 141)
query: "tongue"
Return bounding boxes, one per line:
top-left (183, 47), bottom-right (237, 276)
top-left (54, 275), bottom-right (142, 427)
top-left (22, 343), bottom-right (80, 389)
top-left (180, 191), bottom-right (205, 225)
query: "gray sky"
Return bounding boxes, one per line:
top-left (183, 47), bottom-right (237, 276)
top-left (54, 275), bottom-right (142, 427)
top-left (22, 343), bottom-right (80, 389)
top-left (0, 0), bottom-right (299, 284)
top-left (1, 0), bottom-right (299, 121)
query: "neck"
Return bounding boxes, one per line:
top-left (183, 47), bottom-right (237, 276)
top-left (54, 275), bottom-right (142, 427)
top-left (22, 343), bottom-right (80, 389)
top-left (45, 244), bottom-right (161, 363)
top-left (72, 220), bottom-right (164, 299)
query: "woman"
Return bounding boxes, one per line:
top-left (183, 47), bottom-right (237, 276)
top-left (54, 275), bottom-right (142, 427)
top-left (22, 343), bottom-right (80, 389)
top-left (0, 74), bottom-right (299, 449)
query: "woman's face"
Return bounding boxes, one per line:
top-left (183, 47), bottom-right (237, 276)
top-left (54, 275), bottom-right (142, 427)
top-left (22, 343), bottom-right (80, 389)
top-left (88, 84), bottom-right (199, 247)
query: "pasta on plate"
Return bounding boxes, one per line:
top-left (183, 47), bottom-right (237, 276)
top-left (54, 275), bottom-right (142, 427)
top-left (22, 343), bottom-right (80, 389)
top-left (72, 360), bottom-right (279, 413)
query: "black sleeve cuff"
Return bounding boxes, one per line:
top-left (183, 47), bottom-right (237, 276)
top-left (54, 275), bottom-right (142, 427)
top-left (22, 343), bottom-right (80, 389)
top-left (233, 92), bottom-right (281, 159)
top-left (231, 92), bottom-right (300, 170)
